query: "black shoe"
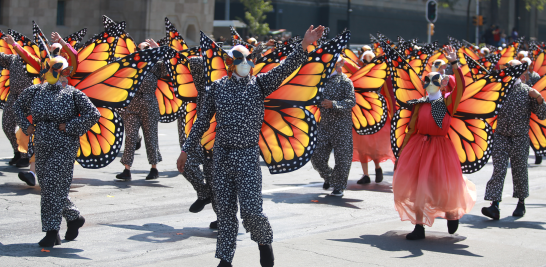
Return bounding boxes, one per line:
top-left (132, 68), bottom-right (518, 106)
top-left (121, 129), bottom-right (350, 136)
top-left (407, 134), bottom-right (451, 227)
top-left (330, 189), bottom-right (344, 197)
top-left (357, 175), bottom-right (371, 184)
top-left (189, 198), bottom-right (211, 213)
top-left (481, 204), bottom-right (500, 220)
top-left (115, 169), bottom-right (131, 180)
top-left (135, 135), bottom-right (142, 151)
top-left (375, 168), bottom-right (383, 183)
top-left (536, 156), bottom-right (542, 164)
top-left (512, 203), bottom-right (526, 217)
top-left (447, 220), bottom-right (459, 234)
top-left (18, 172), bottom-right (36, 186)
top-left (322, 182), bottom-right (330, 190)
top-left (15, 157), bottom-right (30, 167)
top-left (8, 152), bottom-right (21, 165)
top-left (406, 224), bottom-right (425, 240)
top-left (259, 244), bottom-right (274, 267)
top-left (39, 230), bottom-right (61, 247)
top-left (145, 168), bottom-right (159, 180)
top-left (209, 220), bottom-right (218, 230)
top-left (65, 216), bottom-right (85, 241)
top-left (218, 260), bottom-right (232, 267)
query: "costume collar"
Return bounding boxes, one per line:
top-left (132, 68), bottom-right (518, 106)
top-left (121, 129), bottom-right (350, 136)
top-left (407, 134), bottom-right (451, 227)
top-left (407, 95), bottom-right (447, 129)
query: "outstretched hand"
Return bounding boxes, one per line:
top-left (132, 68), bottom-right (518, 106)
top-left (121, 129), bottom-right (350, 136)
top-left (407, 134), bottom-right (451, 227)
top-left (302, 25), bottom-right (325, 49)
top-left (2, 35), bottom-right (15, 46)
top-left (444, 45), bottom-right (458, 67)
top-left (146, 38), bottom-right (159, 48)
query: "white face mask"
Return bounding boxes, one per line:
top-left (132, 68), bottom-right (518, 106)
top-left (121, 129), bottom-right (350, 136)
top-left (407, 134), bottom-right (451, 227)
top-left (424, 72), bottom-right (442, 95)
top-left (236, 61), bottom-right (251, 77)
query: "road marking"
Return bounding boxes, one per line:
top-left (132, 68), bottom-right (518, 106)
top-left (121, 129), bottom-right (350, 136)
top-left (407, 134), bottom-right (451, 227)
top-left (262, 183), bottom-right (323, 194)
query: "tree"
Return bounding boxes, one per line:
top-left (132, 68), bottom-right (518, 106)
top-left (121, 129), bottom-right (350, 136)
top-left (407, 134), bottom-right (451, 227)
top-left (523, 0), bottom-right (546, 10)
top-left (240, 0), bottom-right (273, 37)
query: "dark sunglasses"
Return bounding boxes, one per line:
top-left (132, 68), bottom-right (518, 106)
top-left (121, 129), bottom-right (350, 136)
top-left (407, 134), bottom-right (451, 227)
top-left (424, 74), bottom-right (441, 88)
top-left (232, 50), bottom-right (254, 67)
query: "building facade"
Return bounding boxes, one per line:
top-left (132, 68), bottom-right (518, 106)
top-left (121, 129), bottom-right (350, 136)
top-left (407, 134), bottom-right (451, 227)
top-left (0, 0), bottom-right (215, 46)
top-left (215, 0), bottom-right (546, 45)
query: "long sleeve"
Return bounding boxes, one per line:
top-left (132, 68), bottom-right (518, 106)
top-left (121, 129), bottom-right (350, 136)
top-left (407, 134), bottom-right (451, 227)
top-left (0, 52), bottom-right (14, 68)
top-left (12, 43), bottom-right (41, 72)
top-left (332, 79), bottom-right (356, 110)
top-left (445, 67), bottom-right (465, 116)
top-left (62, 42), bottom-right (79, 77)
top-left (256, 43), bottom-right (308, 97)
top-left (14, 85), bottom-right (40, 134)
top-left (189, 57), bottom-right (206, 94)
top-left (530, 96), bottom-right (546, 120)
top-left (64, 89), bottom-right (100, 136)
top-left (181, 87), bottom-right (216, 155)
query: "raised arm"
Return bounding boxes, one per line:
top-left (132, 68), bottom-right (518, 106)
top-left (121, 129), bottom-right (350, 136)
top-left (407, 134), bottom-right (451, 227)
top-left (64, 89), bottom-right (101, 136)
top-left (443, 45), bottom-right (464, 116)
top-left (6, 35), bottom-right (41, 72)
top-left (52, 32), bottom-right (79, 76)
top-left (257, 25), bottom-right (324, 97)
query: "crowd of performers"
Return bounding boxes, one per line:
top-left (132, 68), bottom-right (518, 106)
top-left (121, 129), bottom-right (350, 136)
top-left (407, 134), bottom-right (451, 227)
top-left (1, 15), bottom-right (546, 266)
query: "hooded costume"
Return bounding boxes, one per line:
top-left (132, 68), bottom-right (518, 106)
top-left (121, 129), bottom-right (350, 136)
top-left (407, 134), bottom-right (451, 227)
top-left (14, 55), bottom-right (100, 246)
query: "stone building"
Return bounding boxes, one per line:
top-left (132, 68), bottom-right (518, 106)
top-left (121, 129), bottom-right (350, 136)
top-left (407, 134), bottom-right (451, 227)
top-left (215, 0), bottom-right (546, 44)
top-left (0, 0), bottom-right (215, 46)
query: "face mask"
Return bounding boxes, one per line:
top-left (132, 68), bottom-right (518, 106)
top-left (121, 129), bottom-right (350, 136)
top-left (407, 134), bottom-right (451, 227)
top-left (424, 73), bottom-right (442, 94)
top-left (40, 57), bottom-right (72, 85)
top-left (231, 50), bottom-right (254, 77)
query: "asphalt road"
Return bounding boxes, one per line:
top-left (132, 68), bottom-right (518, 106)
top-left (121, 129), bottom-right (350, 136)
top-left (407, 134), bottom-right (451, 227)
top-left (1, 120), bottom-right (546, 266)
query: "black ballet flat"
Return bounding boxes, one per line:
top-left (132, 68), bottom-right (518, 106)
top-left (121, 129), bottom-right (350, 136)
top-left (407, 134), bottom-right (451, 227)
top-left (145, 168), bottom-right (159, 180)
top-left (447, 220), bottom-right (459, 234)
top-left (189, 198), bottom-right (211, 213)
top-left (18, 172), bottom-right (36, 186)
top-left (481, 205), bottom-right (500, 220)
top-left (65, 216), bottom-right (85, 241)
top-left (39, 230), bottom-right (61, 247)
top-left (375, 168), bottom-right (383, 183)
top-left (357, 175), bottom-right (371, 184)
top-left (115, 169), bottom-right (131, 180)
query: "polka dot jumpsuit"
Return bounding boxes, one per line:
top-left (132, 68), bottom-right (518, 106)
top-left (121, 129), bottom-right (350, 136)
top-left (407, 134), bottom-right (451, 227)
top-left (119, 62), bottom-right (167, 167)
top-left (485, 81), bottom-right (546, 202)
top-left (178, 57), bottom-right (216, 213)
top-left (14, 83), bottom-right (100, 232)
top-left (182, 43), bottom-right (308, 263)
top-left (311, 73), bottom-right (356, 192)
top-left (0, 53), bottom-right (34, 155)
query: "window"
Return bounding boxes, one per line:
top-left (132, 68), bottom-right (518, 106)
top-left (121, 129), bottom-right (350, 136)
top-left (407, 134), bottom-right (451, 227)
top-left (57, 0), bottom-right (65, 26)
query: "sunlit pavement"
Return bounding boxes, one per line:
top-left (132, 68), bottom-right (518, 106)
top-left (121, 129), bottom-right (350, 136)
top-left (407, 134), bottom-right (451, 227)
top-left (1, 120), bottom-right (545, 266)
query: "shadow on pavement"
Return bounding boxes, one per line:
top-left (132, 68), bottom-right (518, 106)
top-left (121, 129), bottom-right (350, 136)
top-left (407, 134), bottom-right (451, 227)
top-left (71, 178), bottom-right (172, 189)
top-left (460, 214), bottom-right (546, 230)
top-left (105, 223), bottom-right (217, 243)
top-left (0, 242), bottom-right (90, 260)
top-left (345, 182), bottom-right (393, 193)
top-left (329, 230), bottom-right (482, 258)
top-left (263, 192), bottom-right (363, 209)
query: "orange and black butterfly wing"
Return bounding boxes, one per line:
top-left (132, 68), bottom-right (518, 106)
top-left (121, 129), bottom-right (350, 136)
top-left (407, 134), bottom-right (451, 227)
top-left (383, 44), bottom-right (425, 108)
top-left (456, 63), bottom-right (527, 120)
top-left (422, 50), bottom-right (447, 79)
top-left (464, 54), bottom-right (490, 81)
top-left (448, 116), bottom-right (493, 173)
top-left (165, 17), bottom-right (189, 52)
top-left (253, 41), bottom-right (298, 75)
top-left (8, 29), bottom-right (41, 79)
top-left (74, 46), bottom-right (170, 108)
top-left (350, 56), bottom-right (389, 134)
top-left (260, 105), bottom-right (318, 174)
top-left (32, 21), bottom-right (49, 60)
top-left (77, 107), bottom-right (123, 168)
top-left (230, 26), bottom-right (243, 43)
top-left (529, 76), bottom-right (546, 155)
top-left (157, 49), bottom-right (194, 122)
top-left (102, 15), bottom-right (117, 29)
top-left (305, 105), bottom-right (321, 123)
top-left (497, 44), bottom-right (518, 66)
top-left (343, 48), bottom-right (360, 66)
top-left (64, 28), bottom-right (87, 50)
top-left (408, 45), bottom-right (433, 77)
top-left (479, 54), bottom-right (501, 72)
top-left (201, 32), bottom-right (228, 87)
top-left (69, 23), bottom-right (122, 85)
top-left (532, 49), bottom-right (546, 77)
top-left (0, 30), bottom-right (12, 105)
top-left (266, 31), bottom-right (350, 107)
top-left (114, 22), bottom-right (137, 59)
top-left (180, 102), bottom-right (217, 159)
top-left (180, 46), bottom-right (201, 58)
top-left (390, 107), bottom-right (413, 158)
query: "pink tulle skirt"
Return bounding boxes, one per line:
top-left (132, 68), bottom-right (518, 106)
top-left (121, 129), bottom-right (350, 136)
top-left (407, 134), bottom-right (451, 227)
top-left (352, 124), bottom-right (396, 163)
top-left (393, 134), bottom-right (477, 227)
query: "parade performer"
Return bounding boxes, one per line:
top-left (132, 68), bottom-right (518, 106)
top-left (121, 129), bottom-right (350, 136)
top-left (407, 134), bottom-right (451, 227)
top-left (116, 40), bottom-right (166, 181)
top-left (0, 34), bottom-right (35, 166)
top-left (311, 57), bottom-right (356, 195)
top-left (481, 60), bottom-right (546, 220)
top-left (14, 55), bottom-right (100, 247)
top-left (352, 52), bottom-right (396, 184)
top-left (392, 46), bottom-right (477, 240)
top-left (177, 25), bottom-right (325, 267)
top-left (178, 56), bottom-right (218, 227)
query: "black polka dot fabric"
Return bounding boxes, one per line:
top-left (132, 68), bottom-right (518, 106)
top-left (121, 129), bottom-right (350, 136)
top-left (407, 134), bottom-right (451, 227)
top-left (13, 83), bottom-right (100, 231)
top-left (311, 73), bottom-right (356, 191)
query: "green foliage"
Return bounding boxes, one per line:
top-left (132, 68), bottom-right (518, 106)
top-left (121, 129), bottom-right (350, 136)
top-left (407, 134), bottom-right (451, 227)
top-left (240, 0), bottom-right (273, 37)
top-left (523, 0), bottom-right (546, 10)
top-left (438, 0), bottom-right (460, 10)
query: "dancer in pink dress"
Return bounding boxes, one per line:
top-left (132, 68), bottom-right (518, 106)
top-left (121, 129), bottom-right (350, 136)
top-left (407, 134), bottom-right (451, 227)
top-left (392, 46), bottom-right (477, 240)
top-left (354, 51), bottom-right (396, 184)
